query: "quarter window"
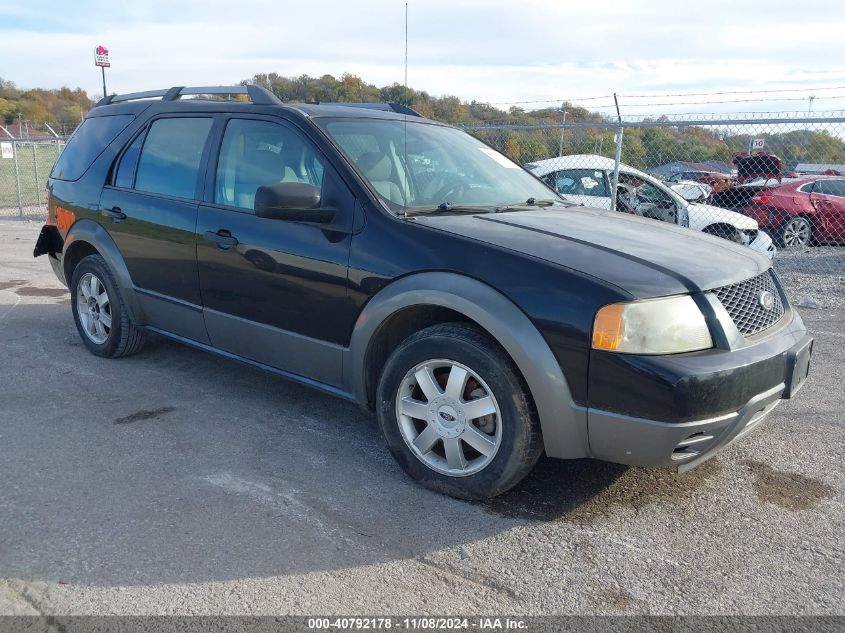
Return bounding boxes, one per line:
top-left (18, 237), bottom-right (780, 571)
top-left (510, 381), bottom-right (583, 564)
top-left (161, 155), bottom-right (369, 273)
top-left (113, 132), bottom-right (144, 189)
top-left (215, 119), bottom-right (325, 211)
top-left (50, 114), bottom-right (134, 181)
top-left (134, 118), bottom-right (213, 199)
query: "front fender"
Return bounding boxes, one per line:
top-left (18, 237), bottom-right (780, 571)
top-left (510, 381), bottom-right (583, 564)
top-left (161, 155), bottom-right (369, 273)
top-left (63, 219), bottom-right (145, 324)
top-left (345, 272), bottom-right (589, 459)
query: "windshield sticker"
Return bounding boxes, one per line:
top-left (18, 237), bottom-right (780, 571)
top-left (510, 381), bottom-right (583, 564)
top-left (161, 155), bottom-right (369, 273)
top-left (478, 147), bottom-right (519, 169)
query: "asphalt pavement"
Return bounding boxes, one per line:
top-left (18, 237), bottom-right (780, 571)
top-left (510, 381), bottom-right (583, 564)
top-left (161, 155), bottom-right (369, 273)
top-left (0, 218), bottom-right (842, 615)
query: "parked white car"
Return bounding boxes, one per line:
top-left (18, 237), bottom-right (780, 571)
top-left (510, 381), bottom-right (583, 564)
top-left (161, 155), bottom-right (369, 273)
top-left (526, 154), bottom-right (776, 260)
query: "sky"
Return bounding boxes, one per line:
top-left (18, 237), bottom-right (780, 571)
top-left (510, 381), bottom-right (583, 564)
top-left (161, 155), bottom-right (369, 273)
top-left (2, 0), bottom-right (845, 116)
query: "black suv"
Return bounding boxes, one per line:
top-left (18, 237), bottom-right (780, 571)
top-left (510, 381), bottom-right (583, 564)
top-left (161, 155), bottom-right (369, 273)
top-left (34, 85), bottom-right (813, 499)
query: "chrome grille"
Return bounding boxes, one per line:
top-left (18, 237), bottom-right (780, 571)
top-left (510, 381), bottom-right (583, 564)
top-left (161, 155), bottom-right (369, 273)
top-left (713, 271), bottom-right (785, 336)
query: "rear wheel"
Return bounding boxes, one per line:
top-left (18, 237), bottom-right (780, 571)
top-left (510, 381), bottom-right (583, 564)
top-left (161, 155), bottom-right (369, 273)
top-left (779, 216), bottom-right (812, 248)
top-left (70, 254), bottom-right (146, 358)
top-left (376, 323), bottom-right (543, 500)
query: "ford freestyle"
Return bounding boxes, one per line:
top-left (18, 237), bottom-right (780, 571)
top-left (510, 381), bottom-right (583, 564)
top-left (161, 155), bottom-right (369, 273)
top-left (34, 85), bottom-right (813, 499)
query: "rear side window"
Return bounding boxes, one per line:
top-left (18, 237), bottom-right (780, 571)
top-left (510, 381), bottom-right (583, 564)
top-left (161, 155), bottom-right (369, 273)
top-left (50, 114), bottom-right (134, 181)
top-left (815, 179), bottom-right (845, 197)
top-left (135, 118), bottom-right (213, 199)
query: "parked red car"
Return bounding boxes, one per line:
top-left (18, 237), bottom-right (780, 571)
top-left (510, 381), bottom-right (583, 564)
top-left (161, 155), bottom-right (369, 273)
top-left (742, 176), bottom-right (845, 247)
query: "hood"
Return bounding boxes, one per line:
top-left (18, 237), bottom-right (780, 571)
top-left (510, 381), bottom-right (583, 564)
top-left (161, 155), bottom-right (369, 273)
top-left (412, 206), bottom-right (770, 298)
top-left (690, 203), bottom-right (758, 231)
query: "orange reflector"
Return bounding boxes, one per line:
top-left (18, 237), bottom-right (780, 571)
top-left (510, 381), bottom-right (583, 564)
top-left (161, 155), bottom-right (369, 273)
top-left (592, 304), bottom-right (626, 351)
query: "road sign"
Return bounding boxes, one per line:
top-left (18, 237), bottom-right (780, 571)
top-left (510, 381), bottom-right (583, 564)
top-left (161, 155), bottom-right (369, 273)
top-left (95, 45), bottom-right (110, 68)
top-left (751, 138), bottom-right (765, 150)
top-left (0, 142), bottom-right (12, 159)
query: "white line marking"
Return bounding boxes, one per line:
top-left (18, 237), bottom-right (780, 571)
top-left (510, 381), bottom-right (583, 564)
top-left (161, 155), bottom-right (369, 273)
top-left (0, 290), bottom-right (21, 324)
top-left (201, 472), bottom-right (354, 546)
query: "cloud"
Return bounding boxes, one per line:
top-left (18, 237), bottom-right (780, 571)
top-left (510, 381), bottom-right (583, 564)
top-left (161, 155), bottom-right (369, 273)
top-left (1, 0), bottom-right (844, 115)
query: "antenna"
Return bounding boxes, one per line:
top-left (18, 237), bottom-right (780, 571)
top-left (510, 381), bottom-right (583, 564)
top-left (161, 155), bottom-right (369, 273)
top-left (402, 2), bottom-right (410, 209)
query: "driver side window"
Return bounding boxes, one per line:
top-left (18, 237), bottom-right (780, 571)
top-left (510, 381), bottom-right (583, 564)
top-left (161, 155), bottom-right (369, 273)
top-left (617, 174), bottom-right (677, 223)
top-left (215, 118), bottom-right (325, 212)
top-left (550, 169), bottom-right (609, 197)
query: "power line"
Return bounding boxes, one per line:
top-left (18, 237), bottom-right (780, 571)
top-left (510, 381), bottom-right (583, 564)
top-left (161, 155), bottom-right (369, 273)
top-left (620, 85), bottom-right (845, 99)
top-left (486, 86), bottom-right (845, 107)
top-left (487, 94), bottom-right (613, 105)
top-left (584, 95), bottom-right (845, 109)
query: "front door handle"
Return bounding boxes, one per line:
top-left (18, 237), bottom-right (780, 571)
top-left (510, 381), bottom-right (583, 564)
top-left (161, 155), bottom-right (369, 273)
top-left (101, 206), bottom-right (127, 223)
top-left (203, 229), bottom-right (239, 250)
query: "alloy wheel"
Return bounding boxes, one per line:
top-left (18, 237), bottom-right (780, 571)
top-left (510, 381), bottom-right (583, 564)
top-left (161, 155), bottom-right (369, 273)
top-left (395, 359), bottom-right (502, 477)
top-left (76, 272), bottom-right (112, 344)
top-left (782, 218), bottom-right (811, 247)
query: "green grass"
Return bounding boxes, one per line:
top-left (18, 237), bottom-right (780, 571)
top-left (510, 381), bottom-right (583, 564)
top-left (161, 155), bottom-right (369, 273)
top-left (0, 143), bottom-right (62, 209)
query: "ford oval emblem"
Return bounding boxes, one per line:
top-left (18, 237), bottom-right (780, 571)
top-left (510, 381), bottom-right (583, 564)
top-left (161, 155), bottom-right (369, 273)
top-left (439, 411), bottom-right (456, 422)
top-left (759, 290), bottom-right (775, 311)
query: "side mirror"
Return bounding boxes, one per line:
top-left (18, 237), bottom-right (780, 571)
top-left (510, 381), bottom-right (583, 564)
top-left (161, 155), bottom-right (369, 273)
top-left (254, 182), bottom-right (335, 223)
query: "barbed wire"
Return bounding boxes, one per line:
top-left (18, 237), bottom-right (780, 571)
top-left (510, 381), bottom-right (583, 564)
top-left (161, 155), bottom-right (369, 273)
top-left (486, 85), bottom-right (845, 108)
top-left (620, 85), bottom-right (845, 98)
top-left (487, 95), bottom-right (614, 105)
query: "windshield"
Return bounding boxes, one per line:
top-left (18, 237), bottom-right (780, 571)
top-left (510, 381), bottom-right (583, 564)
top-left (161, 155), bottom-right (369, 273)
top-left (319, 118), bottom-right (562, 212)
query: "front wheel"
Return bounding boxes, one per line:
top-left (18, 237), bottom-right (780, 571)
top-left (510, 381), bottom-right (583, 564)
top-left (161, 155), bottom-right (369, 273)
top-left (376, 323), bottom-right (543, 500)
top-left (779, 216), bottom-right (812, 248)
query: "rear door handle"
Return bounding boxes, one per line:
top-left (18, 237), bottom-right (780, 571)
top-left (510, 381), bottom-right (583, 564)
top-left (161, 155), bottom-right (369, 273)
top-left (203, 229), bottom-right (239, 250)
top-left (101, 206), bottom-right (127, 223)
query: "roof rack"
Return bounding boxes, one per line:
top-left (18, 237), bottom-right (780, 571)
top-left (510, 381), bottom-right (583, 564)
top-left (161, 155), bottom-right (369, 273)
top-left (312, 102), bottom-right (422, 117)
top-left (96, 84), bottom-right (281, 107)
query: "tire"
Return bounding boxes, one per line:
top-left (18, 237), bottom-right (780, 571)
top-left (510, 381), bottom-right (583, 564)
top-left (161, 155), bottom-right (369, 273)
top-left (70, 254), bottom-right (146, 358)
top-left (376, 323), bottom-right (543, 500)
top-left (778, 216), bottom-right (812, 248)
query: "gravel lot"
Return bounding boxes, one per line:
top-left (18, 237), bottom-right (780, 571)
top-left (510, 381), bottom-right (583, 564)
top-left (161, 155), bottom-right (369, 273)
top-left (0, 218), bottom-right (843, 616)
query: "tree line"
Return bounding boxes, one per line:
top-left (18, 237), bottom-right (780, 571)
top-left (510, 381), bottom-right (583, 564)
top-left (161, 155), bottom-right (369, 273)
top-left (244, 72), bottom-right (845, 172)
top-left (0, 78), bottom-right (93, 136)
top-left (5, 71), bottom-right (844, 172)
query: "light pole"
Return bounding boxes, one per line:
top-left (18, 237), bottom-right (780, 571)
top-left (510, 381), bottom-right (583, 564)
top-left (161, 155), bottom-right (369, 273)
top-left (558, 107), bottom-right (567, 157)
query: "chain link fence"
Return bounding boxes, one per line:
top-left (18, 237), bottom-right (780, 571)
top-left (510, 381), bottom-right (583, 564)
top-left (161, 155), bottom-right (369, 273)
top-left (1, 112), bottom-right (843, 307)
top-left (463, 113), bottom-right (845, 309)
top-left (0, 138), bottom-right (65, 219)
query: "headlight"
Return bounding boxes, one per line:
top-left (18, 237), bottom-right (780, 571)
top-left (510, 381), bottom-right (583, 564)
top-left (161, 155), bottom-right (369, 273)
top-left (592, 295), bottom-right (713, 354)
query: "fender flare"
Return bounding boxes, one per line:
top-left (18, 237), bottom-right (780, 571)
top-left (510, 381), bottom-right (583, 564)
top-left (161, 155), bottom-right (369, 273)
top-left (62, 219), bottom-right (146, 324)
top-left (345, 272), bottom-right (589, 459)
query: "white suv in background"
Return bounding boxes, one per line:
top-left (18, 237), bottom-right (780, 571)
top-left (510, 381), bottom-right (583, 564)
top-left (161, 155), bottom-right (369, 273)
top-left (526, 154), bottom-right (776, 260)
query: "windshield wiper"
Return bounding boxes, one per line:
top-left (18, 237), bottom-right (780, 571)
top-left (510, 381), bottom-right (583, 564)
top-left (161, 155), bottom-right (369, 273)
top-left (403, 203), bottom-right (495, 217)
top-left (495, 197), bottom-right (558, 212)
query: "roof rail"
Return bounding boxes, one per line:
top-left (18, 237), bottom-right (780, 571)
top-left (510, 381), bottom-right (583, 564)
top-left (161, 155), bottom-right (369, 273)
top-left (96, 84), bottom-right (282, 107)
top-left (312, 102), bottom-right (422, 117)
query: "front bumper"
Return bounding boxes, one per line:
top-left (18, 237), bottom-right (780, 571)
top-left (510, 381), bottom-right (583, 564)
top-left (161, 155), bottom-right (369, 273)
top-left (587, 312), bottom-right (812, 470)
top-left (748, 229), bottom-right (776, 260)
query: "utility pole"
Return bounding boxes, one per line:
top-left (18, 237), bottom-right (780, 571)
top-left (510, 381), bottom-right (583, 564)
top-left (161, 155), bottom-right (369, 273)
top-left (558, 107), bottom-right (567, 157)
top-left (808, 95), bottom-right (816, 115)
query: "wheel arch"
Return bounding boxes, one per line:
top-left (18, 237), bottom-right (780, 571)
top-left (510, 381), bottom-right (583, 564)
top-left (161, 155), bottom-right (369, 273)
top-left (345, 272), bottom-right (589, 459)
top-left (62, 219), bottom-right (145, 324)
